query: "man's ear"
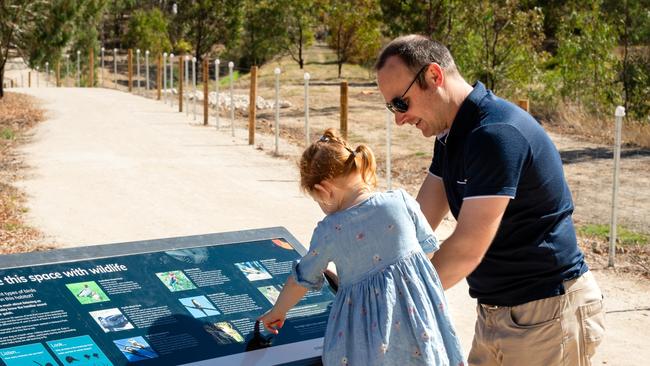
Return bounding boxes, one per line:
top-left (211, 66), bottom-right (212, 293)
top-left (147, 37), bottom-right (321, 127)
top-left (428, 63), bottom-right (444, 87)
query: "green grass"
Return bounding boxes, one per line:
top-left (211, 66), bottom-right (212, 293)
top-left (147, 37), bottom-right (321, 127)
top-left (1, 127), bottom-right (15, 140)
top-left (577, 224), bottom-right (649, 246)
top-left (219, 70), bottom-right (240, 87)
top-left (414, 151), bottom-right (427, 157)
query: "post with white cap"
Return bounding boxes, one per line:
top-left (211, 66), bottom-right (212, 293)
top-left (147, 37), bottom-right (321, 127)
top-left (145, 50), bottom-right (150, 91)
top-left (163, 53), bottom-right (168, 103)
top-left (156, 53), bottom-right (161, 100)
top-left (45, 62), bottom-right (49, 86)
top-left (609, 106), bottom-right (626, 268)
top-left (113, 48), bottom-right (117, 88)
top-left (192, 56), bottom-right (197, 120)
top-left (179, 55), bottom-right (184, 112)
top-left (185, 55), bottom-right (190, 116)
top-left (170, 53), bottom-right (175, 108)
top-left (101, 47), bottom-right (105, 87)
top-left (274, 67), bottom-right (281, 156)
top-left (304, 72), bottom-right (310, 146)
top-left (229, 61), bottom-right (235, 136)
top-left (136, 49), bottom-right (141, 92)
top-left (214, 59), bottom-right (220, 129)
top-left (76, 50), bottom-right (81, 87)
top-left (203, 57), bottom-right (209, 126)
top-left (386, 109), bottom-right (393, 190)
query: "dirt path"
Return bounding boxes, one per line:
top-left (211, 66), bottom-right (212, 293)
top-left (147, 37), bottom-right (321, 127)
top-left (8, 85), bottom-right (650, 365)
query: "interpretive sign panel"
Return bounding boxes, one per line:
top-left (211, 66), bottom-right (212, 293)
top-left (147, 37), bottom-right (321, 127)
top-left (0, 227), bottom-right (334, 366)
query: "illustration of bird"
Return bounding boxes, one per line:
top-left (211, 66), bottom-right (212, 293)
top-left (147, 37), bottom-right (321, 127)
top-left (166, 272), bottom-right (178, 289)
top-left (77, 285), bottom-right (93, 297)
top-left (191, 299), bottom-right (209, 316)
top-left (128, 338), bottom-right (147, 349)
top-left (64, 355), bottom-right (78, 363)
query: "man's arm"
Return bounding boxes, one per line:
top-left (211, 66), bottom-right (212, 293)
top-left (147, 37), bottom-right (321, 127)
top-left (431, 196), bottom-right (509, 290)
top-left (416, 174), bottom-right (450, 231)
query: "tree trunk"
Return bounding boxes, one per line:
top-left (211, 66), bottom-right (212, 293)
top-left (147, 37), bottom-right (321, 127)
top-left (0, 64), bottom-right (5, 98)
top-left (338, 62), bottom-right (342, 78)
top-left (298, 26), bottom-right (304, 69)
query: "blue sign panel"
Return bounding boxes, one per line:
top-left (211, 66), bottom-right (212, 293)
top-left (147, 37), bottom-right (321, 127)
top-left (0, 228), bottom-right (334, 365)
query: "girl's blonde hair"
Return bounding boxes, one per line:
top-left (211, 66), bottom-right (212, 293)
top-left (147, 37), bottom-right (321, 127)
top-left (299, 128), bottom-right (377, 192)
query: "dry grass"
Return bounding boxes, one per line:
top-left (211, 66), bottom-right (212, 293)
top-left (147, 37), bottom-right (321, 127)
top-left (0, 92), bottom-right (56, 254)
top-left (544, 102), bottom-right (650, 148)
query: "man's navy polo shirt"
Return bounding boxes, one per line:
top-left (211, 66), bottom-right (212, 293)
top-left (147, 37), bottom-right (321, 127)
top-left (429, 81), bottom-right (588, 306)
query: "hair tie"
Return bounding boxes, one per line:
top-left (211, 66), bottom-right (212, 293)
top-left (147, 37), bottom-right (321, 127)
top-left (318, 135), bottom-right (330, 143)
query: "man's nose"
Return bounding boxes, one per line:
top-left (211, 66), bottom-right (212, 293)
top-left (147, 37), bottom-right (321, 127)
top-left (395, 112), bottom-right (408, 126)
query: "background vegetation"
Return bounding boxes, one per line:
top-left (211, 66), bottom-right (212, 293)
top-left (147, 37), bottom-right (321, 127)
top-left (1, 0), bottom-right (648, 128)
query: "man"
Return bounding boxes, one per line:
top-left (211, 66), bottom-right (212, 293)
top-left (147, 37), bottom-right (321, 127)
top-left (375, 34), bottom-right (605, 366)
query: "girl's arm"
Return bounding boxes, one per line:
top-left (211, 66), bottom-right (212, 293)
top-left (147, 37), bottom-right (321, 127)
top-left (258, 275), bottom-right (308, 334)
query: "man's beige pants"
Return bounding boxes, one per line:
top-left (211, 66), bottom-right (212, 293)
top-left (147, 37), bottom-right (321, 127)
top-left (468, 271), bottom-right (605, 366)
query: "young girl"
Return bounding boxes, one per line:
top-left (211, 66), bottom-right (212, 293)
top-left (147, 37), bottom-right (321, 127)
top-left (259, 129), bottom-right (465, 365)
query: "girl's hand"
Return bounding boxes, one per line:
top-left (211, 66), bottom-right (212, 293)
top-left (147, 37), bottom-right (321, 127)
top-left (258, 309), bottom-right (286, 334)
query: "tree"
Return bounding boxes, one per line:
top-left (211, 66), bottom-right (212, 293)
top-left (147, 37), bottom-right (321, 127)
top-left (173, 0), bottom-right (243, 63)
top-left (325, 0), bottom-right (382, 78)
top-left (555, 1), bottom-right (618, 111)
top-left (379, 0), bottom-right (458, 44)
top-left (278, 0), bottom-right (318, 69)
top-left (0, 0), bottom-right (49, 98)
top-left (603, 0), bottom-right (650, 120)
top-left (124, 8), bottom-right (172, 55)
top-left (452, 0), bottom-right (546, 96)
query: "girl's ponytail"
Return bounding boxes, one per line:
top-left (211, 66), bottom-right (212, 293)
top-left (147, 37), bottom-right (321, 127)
top-left (353, 144), bottom-right (377, 189)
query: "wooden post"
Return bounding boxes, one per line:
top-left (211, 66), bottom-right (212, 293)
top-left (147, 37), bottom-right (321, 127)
top-left (248, 66), bottom-right (258, 145)
top-left (203, 58), bottom-right (209, 126)
top-left (88, 48), bottom-right (94, 87)
top-left (156, 54), bottom-right (162, 100)
top-left (178, 56), bottom-right (184, 112)
top-left (128, 49), bottom-right (133, 92)
top-left (28, 72), bottom-right (31, 87)
top-left (56, 63), bottom-right (61, 87)
top-left (340, 81), bottom-right (349, 140)
top-left (10, 79), bottom-right (13, 88)
top-left (517, 98), bottom-right (529, 112)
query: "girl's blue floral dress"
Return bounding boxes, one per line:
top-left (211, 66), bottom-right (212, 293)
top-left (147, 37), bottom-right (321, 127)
top-left (292, 189), bottom-right (466, 366)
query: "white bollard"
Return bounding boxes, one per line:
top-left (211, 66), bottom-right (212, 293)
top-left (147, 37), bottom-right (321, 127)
top-left (170, 53), bottom-right (175, 108)
top-left (76, 50), bottom-right (81, 87)
top-left (304, 72), bottom-right (311, 146)
top-left (45, 62), bottom-right (49, 87)
top-left (136, 49), bottom-right (141, 92)
top-left (101, 47), bottom-right (105, 87)
top-left (274, 67), bottom-right (281, 156)
top-left (386, 109), bottom-right (393, 190)
top-left (145, 50), bottom-right (150, 91)
top-left (185, 55), bottom-right (190, 116)
top-left (229, 61), bottom-right (235, 137)
top-left (113, 48), bottom-right (117, 89)
top-left (20, 73), bottom-right (23, 88)
top-left (215, 59), bottom-right (220, 129)
top-left (163, 53), bottom-right (168, 104)
top-left (36, 66), bottom-right (40, 87)
top-left (192, 56), bottom-right (197, 121)
top-left (609, 106), bottom-right (626, 268)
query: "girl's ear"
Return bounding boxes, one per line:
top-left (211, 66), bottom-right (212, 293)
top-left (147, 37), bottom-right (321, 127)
top-left (314, 180), bottom-right (334, 199)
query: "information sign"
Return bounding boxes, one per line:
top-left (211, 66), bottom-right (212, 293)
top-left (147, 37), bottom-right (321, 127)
top-left (0, 227), bottom-right (333, 366)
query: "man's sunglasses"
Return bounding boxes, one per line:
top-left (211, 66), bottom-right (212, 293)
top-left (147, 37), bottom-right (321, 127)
top-left (385, 64), bottom-right (429, 114)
